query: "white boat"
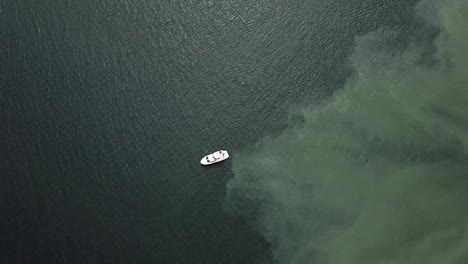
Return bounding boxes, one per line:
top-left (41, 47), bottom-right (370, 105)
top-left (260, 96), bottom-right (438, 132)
top-left (200, 150), bottom-right (229, 165)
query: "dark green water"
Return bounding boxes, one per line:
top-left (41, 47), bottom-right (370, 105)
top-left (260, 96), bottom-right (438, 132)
top-left (3, 0), bottom-right (467, 263)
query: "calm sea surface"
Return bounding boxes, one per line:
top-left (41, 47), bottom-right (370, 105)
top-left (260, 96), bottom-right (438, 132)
top-left (2, 0), bottom-right (441, 263)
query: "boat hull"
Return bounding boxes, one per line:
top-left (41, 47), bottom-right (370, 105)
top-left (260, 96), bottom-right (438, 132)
top-left (200, 150), bottom-right (229, 165)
